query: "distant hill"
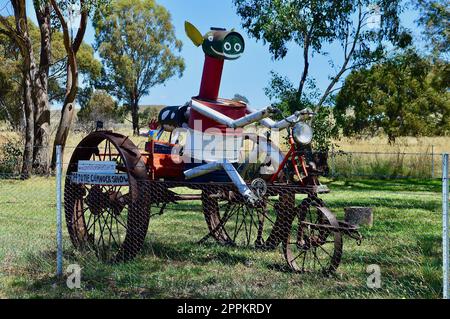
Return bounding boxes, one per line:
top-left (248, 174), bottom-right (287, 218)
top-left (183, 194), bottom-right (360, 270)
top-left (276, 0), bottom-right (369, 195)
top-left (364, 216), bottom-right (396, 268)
top-left (139, 105), bottom-right (166, 113)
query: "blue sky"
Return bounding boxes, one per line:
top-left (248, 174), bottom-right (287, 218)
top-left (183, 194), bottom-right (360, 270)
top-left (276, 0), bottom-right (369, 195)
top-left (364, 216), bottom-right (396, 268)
top-left (24, 0), bottom-right (422, 109)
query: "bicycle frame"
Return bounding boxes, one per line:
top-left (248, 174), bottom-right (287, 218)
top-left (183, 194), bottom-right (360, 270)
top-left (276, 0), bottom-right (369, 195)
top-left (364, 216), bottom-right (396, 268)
top-left (270, 128), bottom-right (308, 184)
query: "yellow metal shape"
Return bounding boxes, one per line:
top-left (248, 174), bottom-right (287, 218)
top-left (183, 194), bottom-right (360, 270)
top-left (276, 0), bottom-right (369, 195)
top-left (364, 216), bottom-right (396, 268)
top-left (185, 21), bottom-right (204, 47)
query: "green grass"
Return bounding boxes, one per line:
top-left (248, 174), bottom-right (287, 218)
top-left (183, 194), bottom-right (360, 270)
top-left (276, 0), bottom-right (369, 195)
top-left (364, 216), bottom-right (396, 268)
top-left (0, 176), bottom-right (443, 298)
top-left (331, 152), bottom-right (444, 179)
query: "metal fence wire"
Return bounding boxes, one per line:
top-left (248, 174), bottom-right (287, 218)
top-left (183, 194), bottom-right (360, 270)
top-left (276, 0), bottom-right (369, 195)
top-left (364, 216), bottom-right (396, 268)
top-left (0, 144), bottom-right (448, 299)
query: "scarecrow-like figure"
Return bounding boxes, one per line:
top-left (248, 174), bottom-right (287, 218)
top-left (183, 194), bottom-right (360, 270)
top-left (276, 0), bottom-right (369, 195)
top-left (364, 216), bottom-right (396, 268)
top-left (157, 22), bottom-right (310, 204)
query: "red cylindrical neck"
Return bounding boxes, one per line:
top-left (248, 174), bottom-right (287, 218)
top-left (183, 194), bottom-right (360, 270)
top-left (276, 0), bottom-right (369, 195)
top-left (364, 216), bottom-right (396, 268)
top-left (198, 55), bottom-right (224, 100)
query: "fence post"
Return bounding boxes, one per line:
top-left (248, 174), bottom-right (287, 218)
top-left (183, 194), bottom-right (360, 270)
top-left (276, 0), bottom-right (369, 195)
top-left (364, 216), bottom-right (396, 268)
top-left (443, 153), bottom-right (449, 299)
top-left (56, 145), bottom-right (63, 277)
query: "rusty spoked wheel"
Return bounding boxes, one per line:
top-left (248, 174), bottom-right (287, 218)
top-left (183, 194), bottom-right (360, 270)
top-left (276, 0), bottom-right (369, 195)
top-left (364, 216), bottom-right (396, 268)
top-left (202, 192), bottom-right (276, 247)
top-left (283, 196), bottom-right (343, 274)
top-left (64, 131), bottom-right (150, 262)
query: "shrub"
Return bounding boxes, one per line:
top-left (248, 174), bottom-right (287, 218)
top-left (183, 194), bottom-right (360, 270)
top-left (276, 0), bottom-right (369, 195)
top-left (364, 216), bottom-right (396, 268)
top-left (77, 90), bottom-right (118, 123)
top-left (0, 138), bottom-right (22, 175)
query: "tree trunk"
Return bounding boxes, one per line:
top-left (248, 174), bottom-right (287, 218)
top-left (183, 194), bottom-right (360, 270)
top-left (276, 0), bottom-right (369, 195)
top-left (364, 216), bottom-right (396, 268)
top-left (32, 88), bottom-right (51, 174)
top-left (296, 48), bottom-right (309, 104)
top-left (131, 99), bottom-right (140, 136)
top-left (51, 64), bottom-right (77, 169)
top-left (1, 1), bottom-right (52, 176)
top-left (4, 0), bottom-right (37, 179)
top-left (50, 0), bottom-right (87, 169)
top-left (21, 71), bottom-right (34, 179)
top-left (32, 3), bottom-right (52, 175)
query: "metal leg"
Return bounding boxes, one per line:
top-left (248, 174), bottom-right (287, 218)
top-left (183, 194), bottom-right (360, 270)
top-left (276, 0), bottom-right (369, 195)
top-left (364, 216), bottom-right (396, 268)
top-left (184, 160), bottom-right (259, 205)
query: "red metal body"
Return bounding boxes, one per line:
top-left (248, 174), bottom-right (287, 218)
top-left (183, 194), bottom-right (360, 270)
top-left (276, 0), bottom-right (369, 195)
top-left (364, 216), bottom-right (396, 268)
top-left (188, 98), bottom-right (247, 133)
top-left (145, 140), bottom-right (184, 180)
top-left (190, 54), bottom-right (248, 134)
top-left (199, 55), bottom-right (224, 100)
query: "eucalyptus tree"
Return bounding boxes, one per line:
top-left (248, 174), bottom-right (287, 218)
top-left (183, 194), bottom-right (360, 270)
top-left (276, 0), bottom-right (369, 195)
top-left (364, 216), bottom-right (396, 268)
top-left (94, 0), bottom-right (185, 135)
top-left (415, 0), bottom-right (449, 59)
top-left (50, 0), bottom-right (106, 168)
top-left (335, 50), bottom-right (450, 142)
top-left (0, 1), bottom-right (47, 177)
top-left (234, 0), bottom-right (409, 113)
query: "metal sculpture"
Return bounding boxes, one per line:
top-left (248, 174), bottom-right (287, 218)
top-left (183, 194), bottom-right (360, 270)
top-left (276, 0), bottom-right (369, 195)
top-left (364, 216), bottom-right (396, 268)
top-left (64, 21), bottom-right (361, 274)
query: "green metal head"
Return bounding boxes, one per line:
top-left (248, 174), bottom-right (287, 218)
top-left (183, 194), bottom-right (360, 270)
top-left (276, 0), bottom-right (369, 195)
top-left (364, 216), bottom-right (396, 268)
top-left (185, 21), bottom-right (245, 60)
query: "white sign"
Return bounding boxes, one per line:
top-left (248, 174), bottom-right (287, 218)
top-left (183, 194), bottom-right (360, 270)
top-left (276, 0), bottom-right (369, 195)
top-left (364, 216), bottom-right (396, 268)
top-left (71, 172), bottom-right (129, 186)
top-left (78, 160), bottom-right (116, 174)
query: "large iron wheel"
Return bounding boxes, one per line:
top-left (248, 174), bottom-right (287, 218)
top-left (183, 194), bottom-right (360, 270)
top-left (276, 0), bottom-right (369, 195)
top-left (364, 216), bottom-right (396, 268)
top-left (283, 196), bottom-right (343, 274)
top-left (64, 132), bottom-right (150, 262)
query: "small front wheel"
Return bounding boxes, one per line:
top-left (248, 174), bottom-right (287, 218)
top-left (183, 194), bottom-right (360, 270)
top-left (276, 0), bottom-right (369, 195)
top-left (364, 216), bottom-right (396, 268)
top-left (282, 196), bottom-right (343, 274)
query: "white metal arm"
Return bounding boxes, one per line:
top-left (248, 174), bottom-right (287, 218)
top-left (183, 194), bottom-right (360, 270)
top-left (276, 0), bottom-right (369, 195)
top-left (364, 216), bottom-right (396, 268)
top-left (191, 99), bottom-right (312, 130)
top-left (191, 100), bottom-right (276, 128)
top-left (246, 107), bottom-right (302, 129)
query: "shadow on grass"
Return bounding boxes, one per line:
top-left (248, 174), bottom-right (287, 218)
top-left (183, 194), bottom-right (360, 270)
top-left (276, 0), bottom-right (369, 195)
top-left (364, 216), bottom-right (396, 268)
top-left (326, 198), bottom-right (439, 214)
top-left (266, 262), bottom-right (295, 274)
top-left (327, 178), bottom-right (441, 193)
top-left (141, 240), bottom-right (253, 266)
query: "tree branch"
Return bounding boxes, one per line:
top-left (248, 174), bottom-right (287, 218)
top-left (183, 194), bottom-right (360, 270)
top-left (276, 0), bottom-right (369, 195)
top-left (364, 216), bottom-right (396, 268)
top-left (34, 2), bottom-right (52, 75)
top-left (296, 22), bottom-right (315, 102)
top-left (72, 0), bottom-right (87, 53)
top-left (316, 2), bottom-right (364, 110)
top-left (50, 0), bottom-right (77, 101)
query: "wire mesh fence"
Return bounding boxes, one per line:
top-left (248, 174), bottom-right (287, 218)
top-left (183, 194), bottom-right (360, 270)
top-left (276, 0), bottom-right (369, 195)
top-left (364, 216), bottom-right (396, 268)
top-left (0, 170), bottom-right (57, 292)
top-left (0, 144), bottom-right (448, 299)
top-left (329, 150), bottom-right (441, 179)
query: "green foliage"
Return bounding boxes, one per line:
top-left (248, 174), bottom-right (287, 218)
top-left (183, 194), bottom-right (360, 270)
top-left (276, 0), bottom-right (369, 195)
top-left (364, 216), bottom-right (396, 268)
top-left (0, 19), bottom-right (23, 128)
top-left (234, 0), bottom-right (407, 151)
top-left (312, 106), bottom-right (338, 152)
top-left (264, 71), bottom-right (305, 115)
top-left (233, 0), bottom-right (405, 60)
top-left (77, 90), bottom-right (118, 122)
top-left (93, 0), bottom-right (185, 107)
top-left (138, 106), bottom-right (160, 127)
top-left (264, 71), bottom-right (337, 151)
top-left (0, 59), bottom-right (22, 128)
top-left (415, 0), bottom-right (449, 58)
top-left (0, 138), bottom-right (23, 175)
top-left (0, 17), bottom-right (101, 110)
top-left (334, 50), bottom-right (450, 142)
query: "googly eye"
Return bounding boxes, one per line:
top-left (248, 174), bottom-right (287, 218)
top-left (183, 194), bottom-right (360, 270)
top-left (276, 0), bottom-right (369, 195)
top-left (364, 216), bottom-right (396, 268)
top-left (208, 35), bottom-right (214, 42)
top-left (224, 42), bottom-right (231, 51)
top-left (234, 43), bottom-right (242, 52)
